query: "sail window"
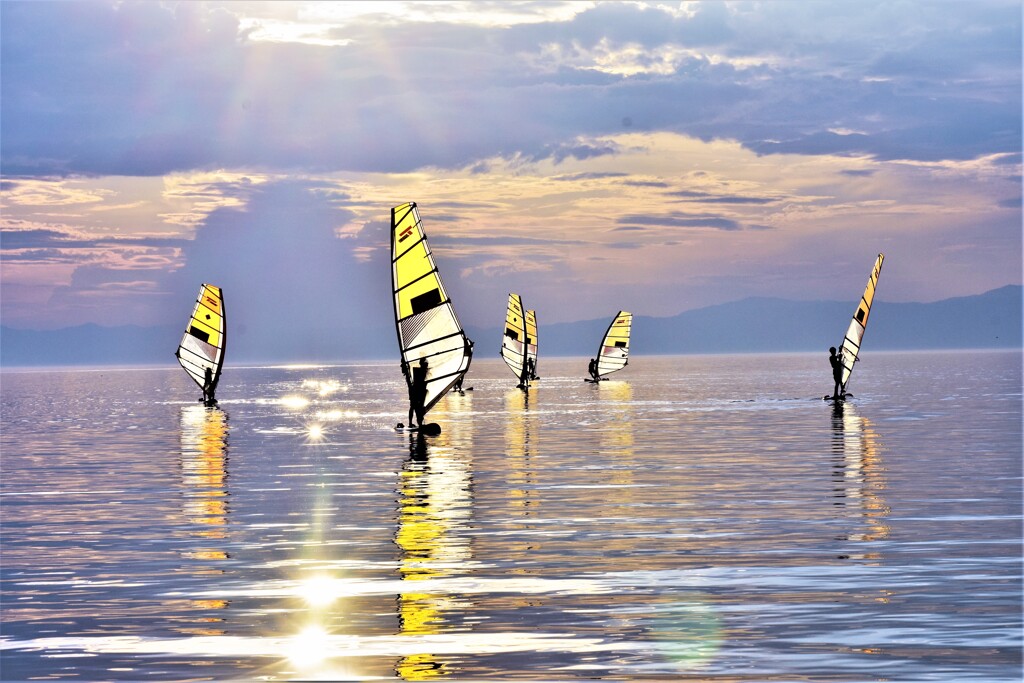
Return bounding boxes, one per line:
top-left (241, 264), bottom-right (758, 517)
top-left (856, 308), bottom-right (866, 323)
top-left (615, 341), bottom-right (627, 348)
top-left (190, 326), bottom-right (210, 343)
top-left (506, 327), bottom-right (520, 341)
top-left (411, 289), bottom-right (442, 314)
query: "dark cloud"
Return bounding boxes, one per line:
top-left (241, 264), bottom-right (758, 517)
top-left (522, 141), bottom-right (621, 164)
top-left (431, 235), bottom-right (586, 247)
top-left (617, 213), bottom-right (741, 230)
top-left (840, 169), bottom-right (877, 177)
top-left (2, 1), bottom-right (1018, 177)
top-left (622, 180), bottom-right (670, 188)
top-left (552, 172), bottom-right (629, 181)
top-left (668, 190), bottom-right (778, 204)
top-left (1, 228), bottom-right (187, 250)
top-left (428, 200), bottom-right (505, 211)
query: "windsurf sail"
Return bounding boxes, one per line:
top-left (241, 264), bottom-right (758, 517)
top-left (391, 202), bottom-right (472, 416)
top-left (596, 311), bottom-right (632, 378)
top-left (500, 293), bottom-right (527, 380)
top-left (176, 284), bottom-right (226, 397)
top-left (839, 254), bottom-right (884, 388)
top-left (525, 309), bottom-right (538, 377)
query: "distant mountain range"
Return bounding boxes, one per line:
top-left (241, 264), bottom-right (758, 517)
top-left (2, 285), bottom-right (1019, 367)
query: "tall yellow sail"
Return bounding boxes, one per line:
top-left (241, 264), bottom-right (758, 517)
top-left (500, 293), bottom-right (527, 380)
top-left (176, 284), bottom-right (225, 396)
top-left (596, 311), bottom-right (632, 378)
top-left (391, 203), bottom-right (472, 416)
top-left (839, 254), bottom-right (884, 388)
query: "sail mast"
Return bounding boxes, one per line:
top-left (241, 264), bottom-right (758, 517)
top-left (839, 254), bottom-right (884, 388)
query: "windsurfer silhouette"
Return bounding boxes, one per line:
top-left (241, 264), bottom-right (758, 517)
top-left (517, 358), bottom-right (530, 390)
top-left (409, 357), bottom-right (429, 427)
top-left (588, 357), bottom-right (599, 382)
top-left (201, 367), bottom-right (217, 405)
top-left (526, 356), bottom-right (537, 381)
top-left (453, 340), bottom-right (473, 393)
top-left (829, 346), bottom-right (844, 399)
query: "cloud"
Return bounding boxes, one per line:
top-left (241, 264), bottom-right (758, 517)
top-left (668, 190), bottom-right (778, 205)
top-left (2, 1), bottom-right (1018, 178)
top-left (37, 180), bottom-right (395, 357)
top-left (431, 235), bottom-right (586, 247)
top-left (1, 228), bottom-right (186, 250)
top-left (552, 172), bottom-right (629, 181)
top-left (617, 213), bottom-right (741, 231)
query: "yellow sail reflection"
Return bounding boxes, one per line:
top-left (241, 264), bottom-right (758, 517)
top-left (180, 405), bottom-right (229, 548)
top-left (598, 381), bottom-right (635, 489)
top-left (394, 398), bottom-right (474, 680)
top-left (178, 405), bottom-right (230, 634)
top-left (504, 389), bottom-right (538, 521)
top-left (831, 401), bottom-right (890, 547)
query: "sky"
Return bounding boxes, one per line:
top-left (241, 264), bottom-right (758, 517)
top-left (1, 1), bottom-right (1021, 349)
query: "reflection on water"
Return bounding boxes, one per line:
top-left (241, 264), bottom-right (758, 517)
top-left (0, 353), bottom-right (1020, 682)
top-left (180, 405), bottom-right (229, 550)
top-left (395, 393), bottom-right (474, 679)
top-left (599, 381), bottom-right (634, 488)
top-left (178, 405), bottom-right (230, 634)
top-left (830, 401), bottom-right (890, 548)
top-left (505, 389), bottom-right (537, 522)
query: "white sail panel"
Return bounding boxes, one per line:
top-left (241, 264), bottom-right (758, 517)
top-left (176, 284), bottom-right (225, 392)
top-left (839, 254), bottom-right (884, 388)
top-left (500, 293), bottom-right (526, 379)
top-left (596, 311), bottom-right (632, 377)
top-left (392, 202), bottom-right (471, 415)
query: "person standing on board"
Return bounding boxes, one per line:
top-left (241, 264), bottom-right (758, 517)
top-left (829, 346), bottom-right (844, 399)
top-left (202, 367), bottom-right (217, 405)
top-left (588, 357), bottom-right (599, 382)
top-left (517, 359), bottom-right (531, 390)
top-left (409, 357), bottom-right (429, 427)
top-left (452, 340), bottom-right (473, 394)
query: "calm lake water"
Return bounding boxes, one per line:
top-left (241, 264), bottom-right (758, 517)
top-left (1, 351), bottom-right (1021, 681)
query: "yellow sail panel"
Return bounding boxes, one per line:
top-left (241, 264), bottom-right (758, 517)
top-left (500, 293), bottom-right (526, 379)
top-left (393, 204), bottom-right (448, 320)
top-left (176, 283), bottom-right (226, 392)
top-left (391, 203), bottom-right (471, 415)
top-left (596, 311), bottom-right (632, 377)
top-left (525, 309), bottom-right (538, 373)
top-left (840, 254), bottom-right (884, 387)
